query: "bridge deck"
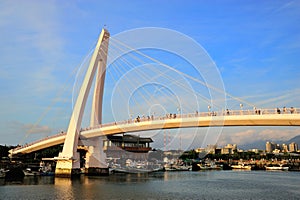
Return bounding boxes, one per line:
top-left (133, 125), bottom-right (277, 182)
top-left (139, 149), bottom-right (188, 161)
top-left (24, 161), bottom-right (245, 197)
top-left (10, 110), bottom-right (300, 155)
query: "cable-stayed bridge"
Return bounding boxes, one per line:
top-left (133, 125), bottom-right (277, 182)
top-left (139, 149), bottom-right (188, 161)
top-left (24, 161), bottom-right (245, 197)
top-left (9, 29), bottom-right (300, 177)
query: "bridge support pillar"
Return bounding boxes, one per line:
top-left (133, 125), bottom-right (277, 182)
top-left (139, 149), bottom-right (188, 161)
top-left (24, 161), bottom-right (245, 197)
top-left (84, 137), bottom-right (109, 176)
top-left (55, 152), bottom-right (81, 177)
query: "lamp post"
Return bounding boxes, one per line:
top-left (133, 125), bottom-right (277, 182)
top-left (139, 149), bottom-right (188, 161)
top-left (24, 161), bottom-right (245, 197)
top-left (240, 104), bottom-right (243, 115)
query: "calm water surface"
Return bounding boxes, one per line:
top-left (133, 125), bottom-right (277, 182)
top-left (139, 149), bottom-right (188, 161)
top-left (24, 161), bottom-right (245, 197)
top-left (0, 171), bottom-right (300, 200)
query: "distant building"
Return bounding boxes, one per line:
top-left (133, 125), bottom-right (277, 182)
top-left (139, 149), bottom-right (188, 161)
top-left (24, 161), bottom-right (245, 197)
top-left (206, 144), bottom-right (217, 154)
top-left (221, 147), bottom-right (232, 154)
top-left (282, 144), bottom-right (289, 153)
top-left (221, 144), bottom-right (237, 154)
top-left (266, 141), bottom-right (276, 153)
top-left (195, 145), bottom-right (217, 155)
top-left (289, 142), bottom-right (298, 152)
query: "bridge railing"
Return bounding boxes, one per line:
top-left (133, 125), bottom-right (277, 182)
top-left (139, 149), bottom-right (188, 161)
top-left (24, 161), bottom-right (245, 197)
top-left (86, 107), bottom-right (299, 130)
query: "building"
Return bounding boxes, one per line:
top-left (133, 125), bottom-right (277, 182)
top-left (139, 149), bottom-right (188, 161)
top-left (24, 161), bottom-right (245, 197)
top-left (195, 145), bottom-right (217, 158)
top-left (221, 144), bottom-right (237, 154)
top-left (103, 134), bottom-right (153, 160)
top-left (282, 144), bottom-right (289, 153)
top-left (289, 142), bottom-right (298, 152)
top-left (266, 141), bottom-right (276, 153)
top-left (206, 144), bottom-right (217, 154)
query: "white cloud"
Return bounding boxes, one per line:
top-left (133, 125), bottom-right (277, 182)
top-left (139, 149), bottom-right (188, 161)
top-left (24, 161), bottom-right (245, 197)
top-left (217, 127), bottom-right (300, 146)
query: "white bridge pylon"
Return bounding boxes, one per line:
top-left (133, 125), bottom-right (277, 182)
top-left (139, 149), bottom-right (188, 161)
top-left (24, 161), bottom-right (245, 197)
top-left (55, 29), bottom-right (110, 177)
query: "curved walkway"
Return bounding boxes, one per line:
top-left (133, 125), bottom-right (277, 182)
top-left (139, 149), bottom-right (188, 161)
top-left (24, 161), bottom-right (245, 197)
top-left (10, 108), bottom-right (300, 155)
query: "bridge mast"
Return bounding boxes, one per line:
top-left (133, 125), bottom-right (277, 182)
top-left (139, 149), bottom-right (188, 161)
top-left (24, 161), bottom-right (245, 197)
top-left (55, 29), bottom-right (110, 177)
top-left (85, 27), bottom-right (109, 175)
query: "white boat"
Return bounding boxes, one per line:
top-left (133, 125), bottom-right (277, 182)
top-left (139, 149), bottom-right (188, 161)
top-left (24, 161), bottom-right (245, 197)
top-left (265, 164), bottom-right (289, 171)
top-left (231, 163), bottom-right (251, 170)
top-left (197, 161), bottom-right (221, 170)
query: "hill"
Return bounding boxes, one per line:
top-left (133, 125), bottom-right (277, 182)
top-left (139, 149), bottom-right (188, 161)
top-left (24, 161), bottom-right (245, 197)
top-left (287, 135), bottom-right (300, 145)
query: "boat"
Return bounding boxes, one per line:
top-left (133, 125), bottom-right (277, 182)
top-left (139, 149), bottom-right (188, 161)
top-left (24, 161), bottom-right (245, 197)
top-left (231, 163), bottom-right (251, 170)
top-left (265, 164), bottom-right (289, 171)
top-left (23, 168), bottom-right (40, 176)
top-left (197, 162), bottom-right (221, 170)
top-left (39, 161), bottom-right (55, 176)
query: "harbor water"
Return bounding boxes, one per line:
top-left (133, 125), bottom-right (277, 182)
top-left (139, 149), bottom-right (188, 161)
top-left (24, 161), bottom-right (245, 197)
top-left (1, 170), bottom-right (300, 200)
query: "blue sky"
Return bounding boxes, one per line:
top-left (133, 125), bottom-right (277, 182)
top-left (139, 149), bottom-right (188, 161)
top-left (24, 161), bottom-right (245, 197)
top-left (0, 0), bottom-right (299, 146)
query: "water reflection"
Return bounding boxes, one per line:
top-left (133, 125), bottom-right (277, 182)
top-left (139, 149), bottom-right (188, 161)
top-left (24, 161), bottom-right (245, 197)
top-left (0, 176), bottom-right (55, 186)
top-left (0, 171), bottom-right (203, 186)
top-left (54, 177), bottom-right (75, 200)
